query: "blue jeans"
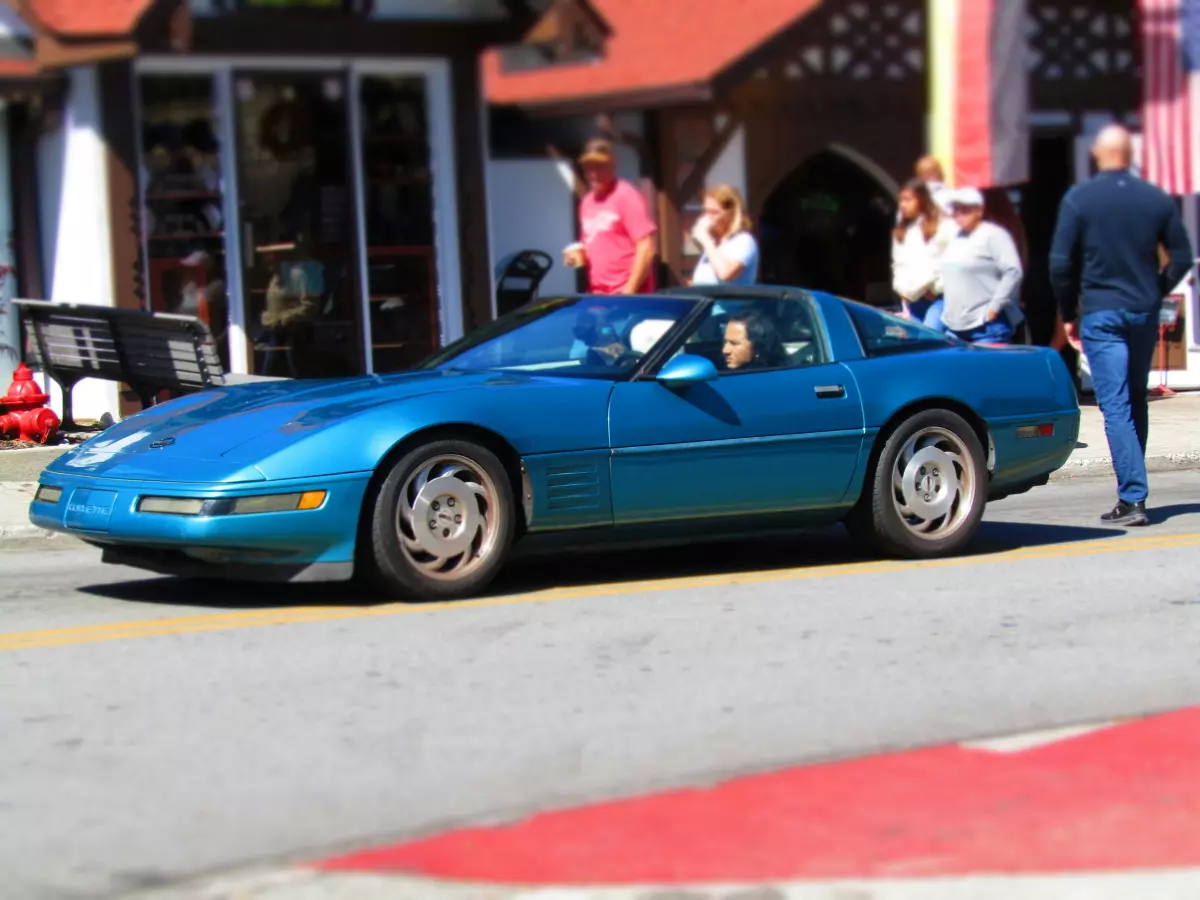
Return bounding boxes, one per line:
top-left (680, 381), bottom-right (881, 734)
top-left (1081, 307), bottom-right (1160, 504)
top-left (906, 296), bottom-right (945, 331)
top-left (950, 317), bottom-right (1014, 345)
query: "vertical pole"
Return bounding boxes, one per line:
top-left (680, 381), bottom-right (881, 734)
top-left (215, 68), bottom-right (248, 376)
top-left (0, 100), bottom-right (16, 387)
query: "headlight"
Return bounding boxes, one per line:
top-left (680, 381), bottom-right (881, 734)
top-left (138, 496), bottom-right (208, 516)
top-left (136, 491), bottom-right (327, 517)
top-left (34, 485), bottom-right (62, 504)
top-left (228, 491), bottom-right (326, 515)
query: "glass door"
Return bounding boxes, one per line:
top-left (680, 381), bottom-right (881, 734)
top-left (232, 70), bottom-right (364, 378)
top-left (357, 74), bottom-right (440, 373)
top-left (137, 74), bottom-right (232, 372)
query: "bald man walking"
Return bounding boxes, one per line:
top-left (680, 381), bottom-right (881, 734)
top-left (1049, 124), bottom-right (1194, 526)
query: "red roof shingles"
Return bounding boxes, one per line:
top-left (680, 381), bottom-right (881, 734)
top-left (483, 0), bottom-right (822, 107)
top-left (24, 0), bottom-right (157, 37)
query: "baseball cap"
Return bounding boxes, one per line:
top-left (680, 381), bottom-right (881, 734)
top-left (947, 186), bottom-right (985, 208)
top-left (578, 138), bottom-right (615, 165)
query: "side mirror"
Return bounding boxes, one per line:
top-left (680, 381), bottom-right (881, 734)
top-left (656, 353), bottom-right (719, 387)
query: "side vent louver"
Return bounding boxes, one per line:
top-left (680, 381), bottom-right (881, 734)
top-left (545, 464), bottom-right (600, 511)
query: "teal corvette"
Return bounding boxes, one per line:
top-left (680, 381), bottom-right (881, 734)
top-left (30, 286), bottom-right (1080, 601)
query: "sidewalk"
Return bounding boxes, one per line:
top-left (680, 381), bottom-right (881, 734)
top-left (1061, 391), bottom-right (1200, 476)
top-left (2, 394), bottom-right (1198, 543)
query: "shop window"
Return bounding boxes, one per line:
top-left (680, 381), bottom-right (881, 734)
top-left (234, 72), bottom-right (364, 379)
top-left (138, 74), bottom-right (232, 371)
top-left (358, 75), bottom-right (440, 373)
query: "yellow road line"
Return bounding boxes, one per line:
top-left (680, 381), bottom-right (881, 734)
top-left (3, 532), bottom-right (1197, 652)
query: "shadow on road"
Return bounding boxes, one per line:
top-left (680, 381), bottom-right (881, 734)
top-left (78, 518), bottom-right (1127, 611)
top-left (1148, 502), bottom-right (1200, 525)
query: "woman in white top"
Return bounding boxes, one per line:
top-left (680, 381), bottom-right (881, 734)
top-left (892, 177), bottom-right (957, 331)
top-left (689, 184), bottom-right (759, 286)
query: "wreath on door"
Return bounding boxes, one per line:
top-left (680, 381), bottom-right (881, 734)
top-left (259, 98), bottom-right (312, 161)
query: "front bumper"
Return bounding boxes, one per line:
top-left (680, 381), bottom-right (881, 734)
top-left (29, 471), bottom-right (372, 574)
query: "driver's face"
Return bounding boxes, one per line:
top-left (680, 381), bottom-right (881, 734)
top-left (723, 321), bottom-right (754, 369)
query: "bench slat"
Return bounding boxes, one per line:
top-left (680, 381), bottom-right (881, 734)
top-left (15, 302), bottom-right (228, 401)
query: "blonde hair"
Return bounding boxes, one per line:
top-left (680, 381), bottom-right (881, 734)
top-left (704, 184), bottom-right (751, 236)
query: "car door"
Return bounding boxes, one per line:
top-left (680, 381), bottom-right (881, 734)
top-left (607, 294), bottom-right (865, 525)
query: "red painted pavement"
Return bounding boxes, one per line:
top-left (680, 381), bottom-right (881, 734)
top-left (318, 707), bottom-right (1200, 884)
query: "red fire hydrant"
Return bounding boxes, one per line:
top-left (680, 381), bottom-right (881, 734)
top-left (0, 363), bottom-right (60, 444)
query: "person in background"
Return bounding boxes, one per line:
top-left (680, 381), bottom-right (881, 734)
top-left (1048, 123), bottom-right (1194, 527)
top-left (891, 178), bottom-right (956, 330)
top-left (689, 184), bottom-right (759, 286)
top-left (915, 155), bottom-right (956, 215)
top-left (568, 138), bottom-right (657, 294)
top-left (939, 187), bottom-right (1025, 344)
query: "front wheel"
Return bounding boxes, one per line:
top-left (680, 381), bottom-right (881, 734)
top-left (367, 439), bottom-right (515, 601)
top-left (846, 409), bottom-right (987, 559)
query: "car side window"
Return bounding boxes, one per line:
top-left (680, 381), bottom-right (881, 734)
top-left (675, 297), bottom-right (828, 374)
top-left (844, 301), bottom-right (953, 357)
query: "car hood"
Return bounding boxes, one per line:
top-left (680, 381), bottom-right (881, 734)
top-left (47, 369), bottom-right (506, 481)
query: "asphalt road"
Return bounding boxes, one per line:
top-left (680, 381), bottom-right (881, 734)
top-left (3, 471), bottom-right (1200, 900)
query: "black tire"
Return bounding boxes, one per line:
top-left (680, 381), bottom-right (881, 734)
top-left (366, 438), bottom-right (515, 601)
top-left (845, 408), bottom-right (988, 559)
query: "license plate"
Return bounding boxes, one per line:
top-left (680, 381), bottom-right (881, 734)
top-left (64, 489), bottom-right (118, 532)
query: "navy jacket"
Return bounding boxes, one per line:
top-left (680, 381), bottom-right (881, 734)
top-left (1048, 168), bottom-right (1194, 323)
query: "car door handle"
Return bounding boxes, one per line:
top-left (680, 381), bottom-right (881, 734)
top-left (814, 384), bottom-right (846, 399)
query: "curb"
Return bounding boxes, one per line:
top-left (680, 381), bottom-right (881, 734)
top-left (124, 866), bottom-right (1200, 899)
top-left (0, 445), bottom-right (68, 482)
top-left (0, 522), bottom-right (83, 548)
top-left (1050, 453), bottom-right (1200, 481)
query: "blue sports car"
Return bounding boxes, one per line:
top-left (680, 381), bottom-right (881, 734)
top-left (30, 286), bottom-right (1080, 601)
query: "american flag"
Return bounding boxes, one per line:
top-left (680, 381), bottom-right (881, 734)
top-left (1140, 0), bottom-right (1200, 194)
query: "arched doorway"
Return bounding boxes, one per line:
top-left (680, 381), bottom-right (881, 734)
top-left (757, 149), bottom-right (897, 304)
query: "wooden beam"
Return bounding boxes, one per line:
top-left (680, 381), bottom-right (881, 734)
top-left (449, 50), bottom-right (495, 332)
top-left (33, 33), bottom-right (138, 67)
top-left (8, 100), bottom-right (45, 301)
top-left (673, 113), bottom-right (741, 205)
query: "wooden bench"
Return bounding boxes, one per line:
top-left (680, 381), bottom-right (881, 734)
top-left (14, 300), bottom-right (227, 430)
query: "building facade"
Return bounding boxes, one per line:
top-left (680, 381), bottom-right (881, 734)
top-left (0, 0), bottom-right (535, 420)
top-left (485, 0), bottom-right (1200, 390)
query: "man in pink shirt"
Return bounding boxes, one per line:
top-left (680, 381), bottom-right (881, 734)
top-left (571, 138), bottom-right (657, 294)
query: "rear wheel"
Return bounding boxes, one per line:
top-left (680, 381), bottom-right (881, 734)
top-left (846, 409), bottom-right (987, 559)
top-left (367, 439), bottom-right (514, 601)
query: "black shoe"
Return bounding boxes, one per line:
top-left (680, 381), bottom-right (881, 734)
top-left (1101, 501), bottom-right (1148, 526)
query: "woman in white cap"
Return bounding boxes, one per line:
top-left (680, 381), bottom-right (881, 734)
top-left (938, 187), bottom-right (1025, 344)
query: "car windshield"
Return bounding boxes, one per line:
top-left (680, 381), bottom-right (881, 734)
top-left (419, 295), bottom-right (698, 378)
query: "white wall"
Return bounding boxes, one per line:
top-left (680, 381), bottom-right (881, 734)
top-left (486, 158), bottom-right (577, 302)
top-left (35, 66), bottom-right (120, 423)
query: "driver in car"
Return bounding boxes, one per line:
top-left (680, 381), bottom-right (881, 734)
top-left (722, 312), bottom-right (786, 370)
